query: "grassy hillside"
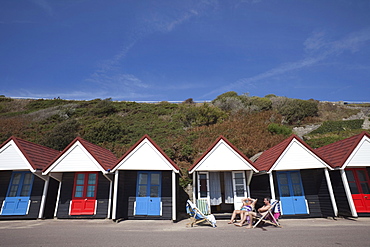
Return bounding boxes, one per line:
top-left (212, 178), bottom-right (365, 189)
top-left (0, 93), bottom-right (368, 185)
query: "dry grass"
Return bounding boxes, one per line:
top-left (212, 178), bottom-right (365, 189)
top-left (317, 102), bottom-right (360, 121)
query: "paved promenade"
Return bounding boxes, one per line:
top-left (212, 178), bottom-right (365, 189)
top-left (0, 217), bottom-right (369, 246)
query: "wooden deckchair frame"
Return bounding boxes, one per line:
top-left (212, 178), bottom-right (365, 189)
top-left (252, 200), bottom-right (281, 228)
top-left (186, 200), bottom-right (216, 228)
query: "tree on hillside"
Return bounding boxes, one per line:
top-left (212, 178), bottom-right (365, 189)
top-left (83, 118), bottom-right (131, 145)
top-left (276, 98), bottom-right (319, 124)
top-left (175, 103), bottom-right (227, 128)
top-left (41, 119), bottom-right (80, 150)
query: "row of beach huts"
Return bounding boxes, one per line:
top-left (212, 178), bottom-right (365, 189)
top-left (0, 131), bottom-right (369, 221)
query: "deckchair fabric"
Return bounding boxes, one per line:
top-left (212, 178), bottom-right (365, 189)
top-left (252, 200), bottom-right (281, 228)
top-left (196, 198), bottom-right (210, 215)
top-left (186, 200), bottom-right (216, 228)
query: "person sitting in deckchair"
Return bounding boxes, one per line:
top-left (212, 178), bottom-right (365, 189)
top-left (235, 197), bottom-right (271, 228)
top-left (228, 197), bottom-right (257, 224)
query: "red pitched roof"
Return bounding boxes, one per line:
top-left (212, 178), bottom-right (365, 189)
top-left (43, 137), bottom-right (118, 172)
top-left (254, 134), bottom-right (328, 172)
top-left (0, 136), bottom-right (60, 170)
top-left (189, 135), bottom-right (257, 172)
top-left (253, 135), bottom-right (295, 172)
top-left (315, 131), bottom-right (370, 168)
top-left (113, 134), bottom-right (179, 171)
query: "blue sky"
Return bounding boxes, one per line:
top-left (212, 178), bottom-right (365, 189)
top-left (1, 0), bottom-right (370, 102)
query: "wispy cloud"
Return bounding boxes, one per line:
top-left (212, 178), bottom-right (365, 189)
top-left (166, 82), bottom-right (210, 90)
top-left (204, 28), bottom-right (370, 98)
top-left (86, 1), bottom-right (217, 99)
top-left (29, 0), bottom-right (54, 16)
top-left (86, 72), bottom-right (149, 91)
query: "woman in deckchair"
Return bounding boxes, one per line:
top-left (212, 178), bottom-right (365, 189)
top-left (235, 197), bottom-right (271, 228)
top-left (228, 197), bottom-right (257, 224)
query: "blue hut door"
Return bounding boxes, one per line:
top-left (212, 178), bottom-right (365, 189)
top-left (277, 171), bottom-right (308, 215)
top-left (135, 172), bottom-right (161, 216)
top-left (1, 171), bottom-right (34, 215)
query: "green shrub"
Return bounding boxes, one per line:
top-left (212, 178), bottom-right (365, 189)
top-left (211, 91), bottom-right (239, 104)
top-left (213, 96), bottom-right (244, 112)
top-left (249, 96), bottom-right (272, 111)
top-left (26, 99), bottom-right (72, 111)
top-left (175, 103), bottom-right (227, 128)
top-left (83, 118), bottom-right (129, 144)
top-left (310, 119), bottom-right (364, 134)
top-left (305, 136), bottom-right (345, 149)
top-left (88, 98), bottom-right (117, 117)
top-left (41, 119), bottom-right (80, 150)
top-left (0, 97), bottom-right (13, 102)
top-left (278, 99), bottom-right (319, 124)
top-left (268, 123), bottom-right (292, 136)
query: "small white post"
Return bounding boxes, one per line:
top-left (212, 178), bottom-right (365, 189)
top-left (246, 171), bottom-right (253, 197)
top-left (107, 177), bottom-right (113, 219)
top-left (54, 181), bottom-right (62, 217)
top-left (192, 172), bottom-right (196, 202)
top-left (112, 170), bottom-right (119, 220)
top-left (38, 176), bottom-right (49, 219)
top-left (269, 172), bottom-right (276, 200)
top-left (172, 171), bottom-right (176, 221)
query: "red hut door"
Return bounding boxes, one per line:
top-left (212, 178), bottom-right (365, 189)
top-left (346, 168), bottom-right (370, 213)
top-left (70, 172), bottom-right (98, 215)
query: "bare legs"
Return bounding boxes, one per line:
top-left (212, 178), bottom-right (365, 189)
top-left (228, 210), bottom-right (246, 224)
top-left (234, 211), bottom-right (256, 228)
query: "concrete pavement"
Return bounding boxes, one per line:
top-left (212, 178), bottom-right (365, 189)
top-left (0, 217), bottom-right (369, 246)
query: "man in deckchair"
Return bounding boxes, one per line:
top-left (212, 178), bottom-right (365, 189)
top-left (235, 197), bottom-right (271, 228)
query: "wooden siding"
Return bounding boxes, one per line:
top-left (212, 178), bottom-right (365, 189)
top-left (116, 170), bottom-right (173, 220)
top-left (0, 171), bottom-right (12, 203)
top-left (270, 169), bottom-right (335, 218)
top-left (0, 171), bottom-right (45, 219)
top-left (0, 142), bottom-right (30, 170)
top-left (346, 138), bottom-right (370, 167)
top-left (43, 177), bottom-right (59, 219)
top-left (274, 140), bottom-right (328, 171)
top-left (192, 140), bottom-right (255, 172)
top-left (48, 144), bottom-right (102, 172)
top-left (56, 172), bottom-right (110, 219)
top-left (176, 174), bottom-right (188, 220)
top-left (300, 169), bottom-right (335, 217)
top-left (329, 170), bottom-right (353, 217)
top-left (250, 174), bottom-right (271, 209)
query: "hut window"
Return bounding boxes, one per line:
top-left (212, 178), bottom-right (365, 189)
top-left (199, 173), bottom-right (208, 198)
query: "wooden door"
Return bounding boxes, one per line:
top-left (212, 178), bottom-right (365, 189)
top-left (135, 172), bottom-right (161, 216)
top-left (346, 168), bottom-right (370, 213)
top-left (277, 171), bottom-right (308, 215)
top-left (232, 171), bottom-right (247, 210)
top-left (70, 172), bottom-right (98, 215)
top-left (1, 172), bottom-right (34, 215)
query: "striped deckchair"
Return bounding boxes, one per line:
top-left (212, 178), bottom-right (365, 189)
top-left (196, 198), bottom-right (211, 215)
top-left (186, 200), bottom-right (216, 228)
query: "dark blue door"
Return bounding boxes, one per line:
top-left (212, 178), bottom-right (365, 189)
top-left (1, 172), bottom-right (34, 215)
top-left (277, 171), bottom-right (308, 215)
top-left (135, 172), bottom-right (161, 216)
